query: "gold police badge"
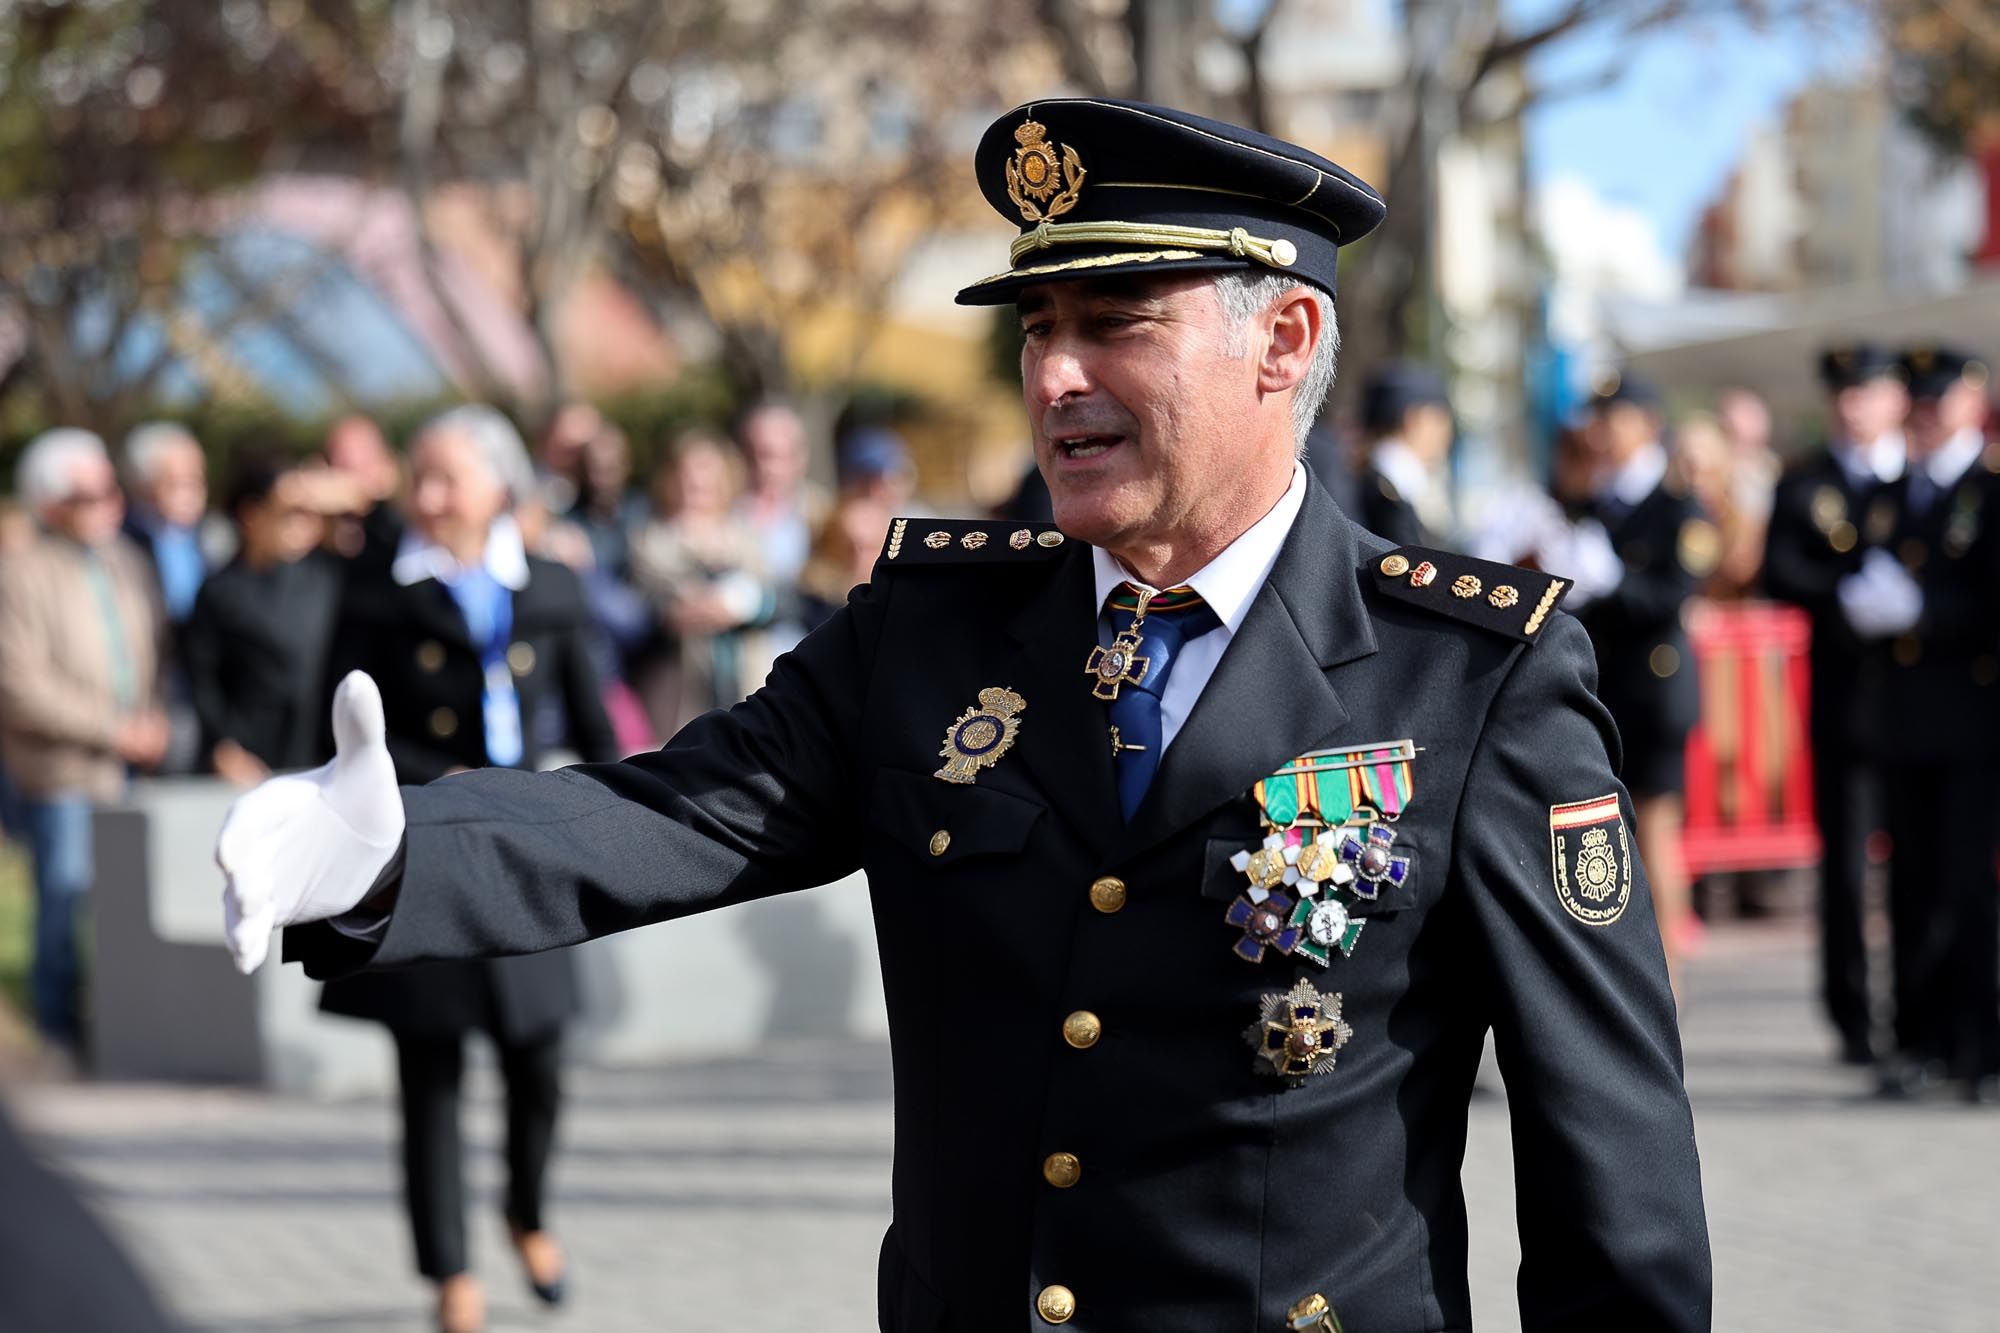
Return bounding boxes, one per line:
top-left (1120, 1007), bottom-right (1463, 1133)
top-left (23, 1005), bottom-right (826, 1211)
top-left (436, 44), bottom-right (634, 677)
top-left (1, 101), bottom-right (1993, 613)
top-left (935, 687), bottom-right (1027, 784)
top-left (1006, 118), bottom-right (1087, 223)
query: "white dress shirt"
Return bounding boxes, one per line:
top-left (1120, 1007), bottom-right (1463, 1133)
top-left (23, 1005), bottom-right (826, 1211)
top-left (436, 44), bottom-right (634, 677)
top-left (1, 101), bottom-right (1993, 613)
top-left (1830, 432), bottom-right (1906, 490)
top-left (1091, 462), bottom-right (1308, 752)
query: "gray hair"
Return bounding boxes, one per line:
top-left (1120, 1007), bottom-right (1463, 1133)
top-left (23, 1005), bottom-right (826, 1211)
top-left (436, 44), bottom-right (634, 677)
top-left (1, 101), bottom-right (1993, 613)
top-left (122, 421), bottom-right (201, 483)
top-left (1213, 271), bottom-right (1339, 454)
top-left (414, 404), bottom-right (535, 504)
top-left (17, 428), bottom-right (112, 508)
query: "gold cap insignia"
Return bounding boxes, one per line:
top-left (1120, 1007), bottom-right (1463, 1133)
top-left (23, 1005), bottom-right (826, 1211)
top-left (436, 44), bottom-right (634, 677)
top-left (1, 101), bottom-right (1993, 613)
top-left (1006, 118), bottom-right (1086, 223)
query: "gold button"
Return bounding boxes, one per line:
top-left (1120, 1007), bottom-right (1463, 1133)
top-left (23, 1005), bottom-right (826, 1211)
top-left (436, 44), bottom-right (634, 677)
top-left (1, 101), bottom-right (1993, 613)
top-left (1379, 553), bottom-right (1410, 577)
top-left (1648, 644), bottom-right (1681, 678)
top-left (428, 707), bottom-right (458, 738)
top-left (928, 829), bottom-right (951, 857)
top-left (507, 642), bottom-right (536, 675)
top-left (1893, 634), bottom-right (1922, 667)
top-left (1088, 876), bottom-right (1126, 914)
top-left (1269, 237), bottom-right (1298, 267)
top-left (1828, 521), bottom-right (1858, 553)
top-left (1036, 1284), bottom-right (1076, 1324)
top-left (1042, 1151), bottom-right (1081, 1188)
top-left (415, 640), bottom-right (446, 673)
top-left (1036, 530), bottom-right (1065, 548)
top-left (1062, 1010), bottom-right (1102, 1049)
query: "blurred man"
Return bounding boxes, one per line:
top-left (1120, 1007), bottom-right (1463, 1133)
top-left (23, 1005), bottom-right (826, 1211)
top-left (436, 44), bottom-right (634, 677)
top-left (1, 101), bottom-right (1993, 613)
top-left (0, 430), bottom-right (168, 1056)
top-left (321, 414), bottom-right (404, 564)
top-left (1712, 388), bottom-right (1781, 597)
top-left (1569, 375), bottom-right (1715, 988)
top-left (1861, 347), bottom-right (2000, 1102)
top-left (734, 398), bottom-right (828, 656)
top-left (535, 402), bottom-right (602, 517)
top-left (120, 422), bottom-right (214, 626)
top-left (1761, 344), bottom-right (1908, 1065)
top-left (1353, 361), bottom-right (1454, 548)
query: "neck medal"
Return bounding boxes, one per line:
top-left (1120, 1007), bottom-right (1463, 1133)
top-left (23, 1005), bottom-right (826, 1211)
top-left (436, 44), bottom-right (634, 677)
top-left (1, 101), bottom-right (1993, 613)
top-left (934, 687), bottom-right (1027, 785)
top-left (1224, 740), bottom-right (1417, 967)
top-left (1085, 587), bottom-right (1154, 701)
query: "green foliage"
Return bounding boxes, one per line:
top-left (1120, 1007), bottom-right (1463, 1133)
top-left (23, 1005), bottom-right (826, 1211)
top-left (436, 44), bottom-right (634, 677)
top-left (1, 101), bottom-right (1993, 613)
top-left (0, 847), bottom-right (28, 1020)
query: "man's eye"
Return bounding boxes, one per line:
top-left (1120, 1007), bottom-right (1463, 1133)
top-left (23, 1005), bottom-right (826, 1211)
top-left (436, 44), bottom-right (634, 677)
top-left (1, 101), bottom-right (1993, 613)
top-left (1020, 321), bottom-right (1052, 339)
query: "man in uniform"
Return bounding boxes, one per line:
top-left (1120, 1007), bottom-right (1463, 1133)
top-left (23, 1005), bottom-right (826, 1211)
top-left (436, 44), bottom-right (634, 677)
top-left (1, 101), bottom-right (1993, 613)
top-left (1861, 347), bottom-right (2000, 1102)
top-left (219, 100), bottom-right (1709, 1329)
top-left (1761, 344), bottom-right (1908, 1065)
top-left (1568, 375), bottom-right (1715, 988)
top-left (1351, 362), bottom-right (1454, 548)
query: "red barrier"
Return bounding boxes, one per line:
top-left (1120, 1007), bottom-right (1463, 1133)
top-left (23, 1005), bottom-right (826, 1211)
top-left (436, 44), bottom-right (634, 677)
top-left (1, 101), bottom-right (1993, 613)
top-left (1680, 599), bottom-right (1822, 875)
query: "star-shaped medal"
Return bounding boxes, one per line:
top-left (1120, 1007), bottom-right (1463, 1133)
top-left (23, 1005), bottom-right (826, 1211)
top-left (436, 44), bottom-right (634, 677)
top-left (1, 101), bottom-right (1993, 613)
top-left (1245, 978), bottom-right (1353, 1083)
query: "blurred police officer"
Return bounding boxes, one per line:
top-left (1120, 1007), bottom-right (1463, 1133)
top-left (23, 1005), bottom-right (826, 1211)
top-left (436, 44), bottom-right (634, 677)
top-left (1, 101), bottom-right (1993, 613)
top-left (1863, 347), bottom-right (2000, 1102)
top-left (1761, 344), bottom-right (1908, 1065)
top-left (1567, 375), bottom-right (1714, 988)
top-left (218, 100), bottom-right (1709, 1329)
top-left (1352, 362), bottom-right (1454, 548)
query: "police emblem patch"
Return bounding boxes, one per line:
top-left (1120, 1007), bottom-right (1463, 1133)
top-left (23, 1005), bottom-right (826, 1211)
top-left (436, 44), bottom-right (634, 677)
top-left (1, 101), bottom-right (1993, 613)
top-left (934, 687), bottom-right (1027, 784)
top-left (1549, 794), bottom-right (1632, 926)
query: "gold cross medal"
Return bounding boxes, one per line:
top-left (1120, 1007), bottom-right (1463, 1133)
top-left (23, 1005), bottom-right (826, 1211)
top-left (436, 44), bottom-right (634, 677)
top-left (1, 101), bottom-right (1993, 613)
top-left (1084, 627), bottom-right (1150, 701)
top-left (934, 687), bottom-right (1027, 784)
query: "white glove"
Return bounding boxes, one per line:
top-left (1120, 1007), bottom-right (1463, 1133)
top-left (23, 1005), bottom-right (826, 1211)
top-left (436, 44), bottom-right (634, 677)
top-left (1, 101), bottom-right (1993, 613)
top-left (1838, 548), bottom-right (1923, 639)
top-left (1541, 518), bottom-right (1625, 612)
top-left (216, 671), bottom-right (406, 973)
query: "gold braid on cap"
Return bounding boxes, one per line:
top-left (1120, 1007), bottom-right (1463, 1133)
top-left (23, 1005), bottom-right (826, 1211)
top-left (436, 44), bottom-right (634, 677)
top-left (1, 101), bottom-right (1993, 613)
top-left (1009, 220), bottom-right (1299, 270)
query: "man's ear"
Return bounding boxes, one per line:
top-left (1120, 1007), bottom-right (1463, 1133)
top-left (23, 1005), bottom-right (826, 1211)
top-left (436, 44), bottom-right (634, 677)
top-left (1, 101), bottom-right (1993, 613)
top-left (1258, 286), bottom-right (1321, 398)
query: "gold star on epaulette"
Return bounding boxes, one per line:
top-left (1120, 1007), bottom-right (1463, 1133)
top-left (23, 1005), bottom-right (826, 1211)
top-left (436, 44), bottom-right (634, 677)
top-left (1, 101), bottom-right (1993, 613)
top-left (879, 517), bottom-right (1070, 565)
top-left (1366, 546), bottom-right (1569, 644)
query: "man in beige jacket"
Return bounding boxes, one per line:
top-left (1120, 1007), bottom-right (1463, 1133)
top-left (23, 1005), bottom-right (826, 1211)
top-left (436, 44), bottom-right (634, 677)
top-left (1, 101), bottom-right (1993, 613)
top-left (0, 429), bottom-right (167, 1054)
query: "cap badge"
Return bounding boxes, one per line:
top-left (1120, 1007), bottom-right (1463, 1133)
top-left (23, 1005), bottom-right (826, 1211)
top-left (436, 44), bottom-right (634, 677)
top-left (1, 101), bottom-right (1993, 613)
top-left (1006, 118), bottom-right (1087, 223)
top-left (934, 687), bottom-right (1027, 785)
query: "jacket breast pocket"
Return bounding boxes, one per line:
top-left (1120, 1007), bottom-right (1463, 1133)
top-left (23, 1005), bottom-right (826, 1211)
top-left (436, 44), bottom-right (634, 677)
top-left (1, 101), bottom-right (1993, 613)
top-left (868, 766), bottom-right (1046, 867)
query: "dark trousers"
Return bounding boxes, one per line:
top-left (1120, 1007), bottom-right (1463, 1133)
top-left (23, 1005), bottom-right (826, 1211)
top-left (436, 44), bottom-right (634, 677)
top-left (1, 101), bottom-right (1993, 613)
top-left (1884, 762), bottom-right (2000, 1077)
top-left (1811, 743), bottom-right (1878, 1048)
top-left (393, 1031), bottom-right (564, 1281)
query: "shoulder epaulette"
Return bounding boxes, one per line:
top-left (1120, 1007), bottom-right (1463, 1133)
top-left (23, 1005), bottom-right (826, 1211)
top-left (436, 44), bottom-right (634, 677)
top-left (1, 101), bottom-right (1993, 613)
top-left (1364, 546), bottom-right (1570, 645)
top-left (879, 517), bottom-right (1071, 566)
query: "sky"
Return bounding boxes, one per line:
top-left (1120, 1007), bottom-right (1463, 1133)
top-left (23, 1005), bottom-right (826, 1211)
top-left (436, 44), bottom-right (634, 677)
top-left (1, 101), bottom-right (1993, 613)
top-left (1519, 2), bottom-right (1877, 262)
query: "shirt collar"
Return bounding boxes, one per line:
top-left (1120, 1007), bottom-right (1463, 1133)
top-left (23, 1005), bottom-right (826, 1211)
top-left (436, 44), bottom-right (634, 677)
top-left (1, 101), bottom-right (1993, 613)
top-left (1370, 439), bottom-right (1431, 506)
top-left (1602, 440), bottom-right (1668, 507)
top-left (1832, 432), bottom-right (1906, 487)
top-left (392, 514), bottom-right (530, 591)
top-left (1923, 428), bottom-right (1986, 489)
top-left (1091, 461), bottom-right (1307, 635)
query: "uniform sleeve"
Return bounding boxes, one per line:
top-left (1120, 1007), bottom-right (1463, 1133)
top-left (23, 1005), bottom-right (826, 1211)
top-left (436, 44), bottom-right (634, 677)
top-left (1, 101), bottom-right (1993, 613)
top-left (289, 575), bottom-right (886, 978)
top-left (1452, 613), bottom-right (1712, 1328)
top-left (1587, 499), bottom-right (1706, 635)
top-left (1759, 481), bottom-right (1841, 615)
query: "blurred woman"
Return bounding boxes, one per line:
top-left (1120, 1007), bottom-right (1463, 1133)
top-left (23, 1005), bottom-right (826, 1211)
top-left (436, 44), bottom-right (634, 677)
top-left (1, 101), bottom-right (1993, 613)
top-left (184, 455), bottom-right (357, 785)
top-left (629, 429), bottom-right (772, 739)
top-left (319, 405), bottom-right (618, 1333)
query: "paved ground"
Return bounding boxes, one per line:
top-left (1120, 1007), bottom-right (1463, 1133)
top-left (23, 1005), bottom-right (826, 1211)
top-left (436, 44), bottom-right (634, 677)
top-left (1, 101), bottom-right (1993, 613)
top-left (7, 919), bottom-right (2000, 1332)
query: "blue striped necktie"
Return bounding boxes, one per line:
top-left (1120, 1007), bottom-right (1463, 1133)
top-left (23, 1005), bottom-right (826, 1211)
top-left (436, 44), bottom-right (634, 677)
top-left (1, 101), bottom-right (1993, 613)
top-left (1101, 582), bottom-right (1221, 820)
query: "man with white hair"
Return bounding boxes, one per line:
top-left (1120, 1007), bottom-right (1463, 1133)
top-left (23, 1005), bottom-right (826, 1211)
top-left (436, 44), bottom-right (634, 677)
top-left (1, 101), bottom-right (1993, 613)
top-left (221, 101), bottom-right (1708, 1329)
top-left (121, 421), bottom-right (215, 624)
top-left (0, 428), bottom-right (167, 1057)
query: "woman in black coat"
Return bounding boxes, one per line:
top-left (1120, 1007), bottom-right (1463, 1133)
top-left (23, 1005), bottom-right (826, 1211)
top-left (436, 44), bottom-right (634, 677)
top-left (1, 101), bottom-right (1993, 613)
top-left (319, 406), bottom-right (618, 1333)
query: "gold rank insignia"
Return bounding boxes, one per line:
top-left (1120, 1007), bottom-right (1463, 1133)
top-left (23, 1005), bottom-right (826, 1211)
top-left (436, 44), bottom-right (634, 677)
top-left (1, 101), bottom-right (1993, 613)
top-left (934, 687), bottom-right (1027, 785)
top-left (1006, 117), bottom-right (1086, 223)
top-left (1288, 1293), bottom-right (1347, 1333)
top-left (1246, 978), bottom-right (1353, 1083)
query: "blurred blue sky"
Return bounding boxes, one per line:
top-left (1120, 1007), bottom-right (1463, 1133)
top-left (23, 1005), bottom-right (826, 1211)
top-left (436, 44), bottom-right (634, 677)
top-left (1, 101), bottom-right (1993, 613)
top-left (1521, 2), bottom-right (1876, 255)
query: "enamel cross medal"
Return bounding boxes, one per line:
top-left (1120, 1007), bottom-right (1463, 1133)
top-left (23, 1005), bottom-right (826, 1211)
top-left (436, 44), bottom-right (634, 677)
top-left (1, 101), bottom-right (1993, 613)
top-left (1085, 588), bottom-right (1154, 701)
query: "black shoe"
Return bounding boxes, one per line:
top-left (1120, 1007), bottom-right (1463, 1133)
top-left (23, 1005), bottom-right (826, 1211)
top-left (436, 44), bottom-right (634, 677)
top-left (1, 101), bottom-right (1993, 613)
top-left (509, 1228), bottom-right (567, 1307)
top-left (1838, 1033), bottom-right (1874, 1067)
top-left (1876, 1056), bottom-right (1940, 1100)
top-left (1965, 1076), bottom-right (2000, 1106)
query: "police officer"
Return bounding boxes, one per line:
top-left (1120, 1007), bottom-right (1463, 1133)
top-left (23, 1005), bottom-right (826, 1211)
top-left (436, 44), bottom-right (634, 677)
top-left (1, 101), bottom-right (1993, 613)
top-left (219, 100), bottom-right (1709, 1329)
top-left (1761, 344), bottom-right (1908, 1065)
top-left (1352, 362), bottom-right (1454, 548)
top-left (1568, 375), bottom-right (1714, 988)
top-left (1863, 347), bottom-right (2000, 1101)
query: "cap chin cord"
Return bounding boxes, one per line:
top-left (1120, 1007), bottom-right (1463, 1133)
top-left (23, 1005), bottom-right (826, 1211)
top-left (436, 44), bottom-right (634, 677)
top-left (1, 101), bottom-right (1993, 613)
top-left (1009, 220), bottom-right (1299, 271)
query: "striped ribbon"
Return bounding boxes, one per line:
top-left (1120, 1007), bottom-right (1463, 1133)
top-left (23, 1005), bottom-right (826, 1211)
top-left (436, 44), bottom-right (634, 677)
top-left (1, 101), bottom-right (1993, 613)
top-left (1106, 582), bottom-right (1206, 616)
top-left (1254, 739), bottom-right (1417, 827)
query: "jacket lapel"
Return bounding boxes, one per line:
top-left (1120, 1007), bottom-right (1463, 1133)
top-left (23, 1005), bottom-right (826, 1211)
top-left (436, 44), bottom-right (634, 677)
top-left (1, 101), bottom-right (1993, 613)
top-left (1113, 474), bottom-right (1379, 863)
top-left (400, 576), bottom-right (477, 653)
top-left (1002, 545), bottom-right (1122, 856)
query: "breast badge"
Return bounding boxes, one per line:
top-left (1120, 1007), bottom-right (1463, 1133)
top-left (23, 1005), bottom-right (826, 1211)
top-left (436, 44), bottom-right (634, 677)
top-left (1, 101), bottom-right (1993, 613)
top-left (1549, 794), bottom-right (1632, 926)
top-left (1246, 978), bottom-right (1353, 1083)
top-left (933, 687), bottom-right (1027, 785)
top-left (1216, 742), bottom-right (1415, 967)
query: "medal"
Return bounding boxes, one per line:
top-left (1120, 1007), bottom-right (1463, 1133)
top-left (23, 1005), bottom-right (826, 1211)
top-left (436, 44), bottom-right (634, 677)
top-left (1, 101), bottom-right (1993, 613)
top-left (1084, 625), bottom-right (1151, 701)
top-left (1288, 895), bottom-right (1364, 967)
top-left (933, 687), bottom-right (1027, 784)
top-left (1230, 832), bottom-right (1298, 896)
top-left (1336, 823), bottom-right (1409, 900)
top-left (1225, 888), bottom-right (1303, 963)
top-left (1245, 978), bottom-right (1353, 1083)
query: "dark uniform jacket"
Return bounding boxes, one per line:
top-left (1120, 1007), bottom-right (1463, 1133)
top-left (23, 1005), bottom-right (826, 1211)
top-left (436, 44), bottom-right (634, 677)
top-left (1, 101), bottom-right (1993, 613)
top-left (317, 554), bottom-right (619, 1041)
top-left (184, 551), bottom-right (347, 771)
top-left (1572, 481), bottom-right (1709, 792)
top-left (1761, 448), bottom-right (1899, 745)
top-left (1862, 447), bottom-right (2000, 763)
top-left (293, 477), bottom-right (1710, 1330)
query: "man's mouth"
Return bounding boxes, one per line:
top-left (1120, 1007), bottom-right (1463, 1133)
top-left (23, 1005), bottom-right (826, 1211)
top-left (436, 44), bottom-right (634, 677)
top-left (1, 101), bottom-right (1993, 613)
top-left (1053, 433), bottom-right (1126, 461)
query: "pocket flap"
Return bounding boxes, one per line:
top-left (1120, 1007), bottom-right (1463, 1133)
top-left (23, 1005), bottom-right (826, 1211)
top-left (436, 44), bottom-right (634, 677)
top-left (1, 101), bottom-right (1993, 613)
top-left (869, 767), bottom-right (1046, 865)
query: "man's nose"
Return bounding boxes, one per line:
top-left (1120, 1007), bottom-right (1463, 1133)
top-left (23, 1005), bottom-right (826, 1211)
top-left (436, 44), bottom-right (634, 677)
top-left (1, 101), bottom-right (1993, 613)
top-left (1027, 339), bottom-right (1093, 409)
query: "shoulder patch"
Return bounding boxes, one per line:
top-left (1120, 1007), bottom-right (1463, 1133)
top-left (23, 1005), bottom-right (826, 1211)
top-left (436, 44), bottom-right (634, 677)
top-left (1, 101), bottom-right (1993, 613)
top-left (879, 517), bottom-right (1069, 566)
top-left (1364, 546), bottom-right (1570, 644)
